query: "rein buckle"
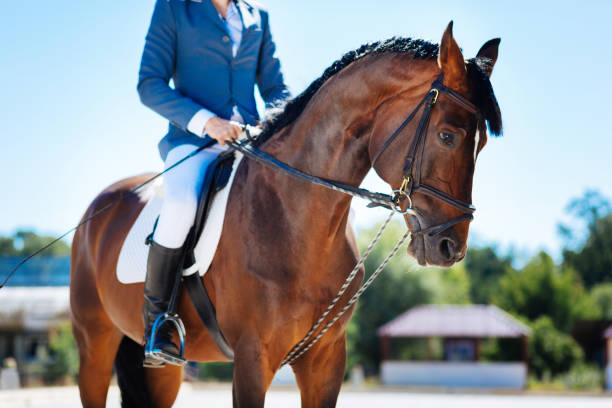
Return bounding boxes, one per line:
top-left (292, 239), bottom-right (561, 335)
top-left (392, 177), bottom-right (413, 212)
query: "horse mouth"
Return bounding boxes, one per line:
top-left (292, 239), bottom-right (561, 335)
top-left (403, 213), bottom-right (427, 266)
top-left (407, 236), bottom-right (427, 266)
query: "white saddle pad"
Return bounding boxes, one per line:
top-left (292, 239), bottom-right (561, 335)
top-left (116, 153), bottom-right (243, 284)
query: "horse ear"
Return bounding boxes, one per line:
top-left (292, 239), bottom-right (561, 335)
top-left (438, 21), bottom-right (466, 85)
top-left (476, 38), bottom-right (501, 77)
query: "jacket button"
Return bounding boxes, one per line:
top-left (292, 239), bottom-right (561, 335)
top-left (222, 35), bottom-right (230, 43)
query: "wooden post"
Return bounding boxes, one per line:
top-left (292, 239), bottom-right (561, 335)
top-left (521, 335), bottom-right (529, 370)
top-left (380, 335), bottom-right (391, 362)
top-left (474, 338), bottom-right (481, 361)
top-left (427, 337), bottom-right (433, 360)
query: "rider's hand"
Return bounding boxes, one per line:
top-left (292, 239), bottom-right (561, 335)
top-left (204, 117), bottom-right (243, 145)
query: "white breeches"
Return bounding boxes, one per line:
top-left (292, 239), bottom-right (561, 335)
top-left (153, 143), bottom-right (228, 249)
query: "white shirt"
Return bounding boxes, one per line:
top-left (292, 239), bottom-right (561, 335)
top-left (187, 1), bottom-right (244, 137)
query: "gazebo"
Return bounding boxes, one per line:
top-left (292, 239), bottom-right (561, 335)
top-left (378, 304), bottom-right (531, 389)
top-left (605, 325), bottom-right (612, 391)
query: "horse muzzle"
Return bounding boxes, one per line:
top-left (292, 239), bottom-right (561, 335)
top-left (404, 211), bottom-right (468, 267)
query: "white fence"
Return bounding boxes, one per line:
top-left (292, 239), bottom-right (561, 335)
top-left (380, 361), bottom-right (527, 389)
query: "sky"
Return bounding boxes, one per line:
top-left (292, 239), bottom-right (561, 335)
top-left (0, 1), bottom-right (611, 260)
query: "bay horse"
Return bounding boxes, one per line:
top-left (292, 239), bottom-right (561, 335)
top-left (70, 22), bottom-right (502, 408)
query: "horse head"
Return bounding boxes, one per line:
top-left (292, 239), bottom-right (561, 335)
top-left (369, 22), bottom-right (502, 267)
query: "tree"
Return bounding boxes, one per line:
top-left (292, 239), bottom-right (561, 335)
top-left (559, 190), bottom-right (612, 288)
top-left (590, 283), bottom-right (612, 319)
top-left (529, 316), bottom-right (584, 378)
top-left (463, 246), bottom-right (512, 304)
top-left (0, 231), bottom-right (70, 257)
top-left (43, 321), bottom-right (79, 384)
top-left (0, 237), bottom-right (18, 256)
top-left (493, 252), bottom-right (598, 332)
top-left (421, 262), bottom-right (472, 305)
top-left (15, 230), bottom-right (71, 257)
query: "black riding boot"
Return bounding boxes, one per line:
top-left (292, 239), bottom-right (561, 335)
top-left (142, 239), bottom-right (184, 367)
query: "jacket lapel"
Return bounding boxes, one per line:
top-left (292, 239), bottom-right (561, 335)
top-left (200, 0), bottom-right (229, 34)
top-left (234, 0), bottom-right (262, 58)
top-left (236, 0), bottom-right (259, 33)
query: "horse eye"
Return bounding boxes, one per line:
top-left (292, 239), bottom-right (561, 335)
top-left (438, 131), bottom-right (455, 146)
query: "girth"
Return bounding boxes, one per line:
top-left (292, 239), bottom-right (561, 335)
top-left (371, 74), bottom-right (480, 237)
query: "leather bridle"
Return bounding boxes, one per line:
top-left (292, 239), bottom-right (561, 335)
top-left (371, 73), bottom-right (482, 238)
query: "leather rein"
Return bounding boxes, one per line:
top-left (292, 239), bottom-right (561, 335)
top-left (232, 73), bottom-right (483, 237)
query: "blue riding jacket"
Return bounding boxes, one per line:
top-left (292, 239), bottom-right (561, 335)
top-left (138, 0), bottom-right (290, 160)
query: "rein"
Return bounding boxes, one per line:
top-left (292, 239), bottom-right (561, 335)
top-left (227, 139), bottom-right (403, 212)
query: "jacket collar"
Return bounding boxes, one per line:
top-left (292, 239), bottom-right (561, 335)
top-left (235, 0), bottom-right (258, 32)
top-left (201, 1), bottom-right (259, 35)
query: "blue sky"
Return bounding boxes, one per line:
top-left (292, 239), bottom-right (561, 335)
top-left (0, 1), bottom-right (611, 259)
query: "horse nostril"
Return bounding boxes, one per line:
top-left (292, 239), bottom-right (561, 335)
top-left (438, 238), bottom-right (456, 261)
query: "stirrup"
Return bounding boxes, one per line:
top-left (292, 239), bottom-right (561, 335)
top-left (144, 312), bottom-right (187, 367)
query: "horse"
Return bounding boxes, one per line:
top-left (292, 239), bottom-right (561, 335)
top-left (70, 22), bottom-right (502, 408)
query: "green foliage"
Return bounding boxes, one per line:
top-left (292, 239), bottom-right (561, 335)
top-left (563, 213), bottom-right (612, 288)
top-left (393, 337), bottom-right (443, 361)
top-left (422, 263), bottom-right (472, 304)
top-left (557, 363), bottom-right (604, 391)
top-left (590, 283), bottom-right (612, 319)
top-left (528, 316), bottom-right (584, 378)
top-left (480, 337), bottom-right (523, 362)
top-left (493, 252), bottom-right (597, 332)
top-left (463, 246), bottom-right (512, 304)
top-left (43, 321), bottom-right (79, 384)
top-left (198, 362), bottom-right (234, 381)
top-left (0, 237), bottom-right (19, 256)
top-left (560, 190), bottom-right (612, 288)
top-left (0, 230), bottom-right (70, 257)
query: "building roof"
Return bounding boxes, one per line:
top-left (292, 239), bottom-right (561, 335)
top-left (378, 304), bottom-right (531, 338)
top-left (605, 325), bottom-right (612, 338)
top-left (0, 287), bottom-right (70, 331)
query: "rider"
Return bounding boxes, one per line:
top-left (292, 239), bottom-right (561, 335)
top-left (137, 0), bottom-right (289, 365)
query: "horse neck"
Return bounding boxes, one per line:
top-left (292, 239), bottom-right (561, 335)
top-left (258, 55), bottom-right (433, 241)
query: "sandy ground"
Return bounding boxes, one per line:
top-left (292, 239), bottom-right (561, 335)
top-left (0, 384), bottom-right (611, 408)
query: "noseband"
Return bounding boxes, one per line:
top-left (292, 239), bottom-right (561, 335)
top-left (371, 74), bottom-right (482, 237)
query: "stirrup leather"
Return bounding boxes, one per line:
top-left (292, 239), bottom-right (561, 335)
top-left (144, 312), bottom-right (187, 367)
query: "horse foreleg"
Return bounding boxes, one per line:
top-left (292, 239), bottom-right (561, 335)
top-left (232, 341), bottom-right (276, 408)
top-left (291, 334), bottom-right (347, 408)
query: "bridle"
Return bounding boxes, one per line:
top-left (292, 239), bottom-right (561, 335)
top-left (370, 73), bottom-right (482, 237)
top-left (231, 73), bottom-right (483, 238)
